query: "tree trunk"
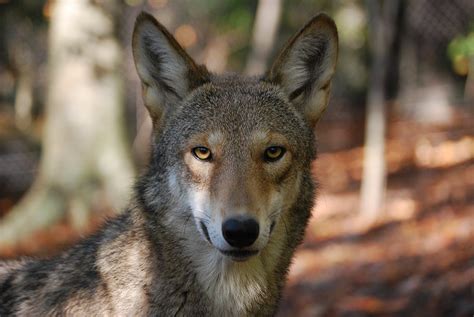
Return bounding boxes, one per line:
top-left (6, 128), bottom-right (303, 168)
top-left (244, 0), bottom-right (282, 75)
top-left (359, 0), bottom-right (399, 223)
top-left (0, 0), bottom-right (135, 246)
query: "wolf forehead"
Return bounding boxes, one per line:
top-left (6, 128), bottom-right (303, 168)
top-left (163, 75), bottom-right (313, 144)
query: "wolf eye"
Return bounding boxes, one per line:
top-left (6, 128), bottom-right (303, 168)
top-left (192, 147), bottom-right (212, 161)
top-left (264, 146), bottom-right (286, 162)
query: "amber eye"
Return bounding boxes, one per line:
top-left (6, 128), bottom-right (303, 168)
top-left (264, 146), bottom-right (286, 162)
top-left (192, 146), bottom-right (212, 161)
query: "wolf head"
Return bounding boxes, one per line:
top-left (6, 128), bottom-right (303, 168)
top-left (132, 12), bottom-right (338, 262)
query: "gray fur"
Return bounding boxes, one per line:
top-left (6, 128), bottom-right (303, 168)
top-left (0, 12), bottom-right (338, 316)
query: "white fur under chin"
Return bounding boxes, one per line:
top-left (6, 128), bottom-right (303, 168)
top-left (189, 241), bottom-right (268, 317)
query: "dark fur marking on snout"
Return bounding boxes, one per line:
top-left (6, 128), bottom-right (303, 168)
top-left (200, 221), bottom-right (211, 243)
top-left (270, 221), bottom-right (276, 234)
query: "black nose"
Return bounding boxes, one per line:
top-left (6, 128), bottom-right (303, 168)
top-left (222, 217), bottom-right (259, 248)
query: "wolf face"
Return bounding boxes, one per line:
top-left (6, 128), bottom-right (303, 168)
top-left (163, 79), bottom-right (313, 261)
top-left (133, 13), bottom-right (338, 263)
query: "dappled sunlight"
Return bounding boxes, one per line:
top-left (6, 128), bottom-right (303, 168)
top-left (415, 135), bottom-right (474, 168)
top-left (281, 201), bottom-right (473, 316)
top-left (384, 193), bottom-right (418, 221)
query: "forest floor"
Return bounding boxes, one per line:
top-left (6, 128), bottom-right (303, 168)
top-left (0, 109), bottom-right (473, 317)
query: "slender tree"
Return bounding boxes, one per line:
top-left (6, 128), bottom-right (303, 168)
top-left (359, 0), bottom-right (400, 222)
top-left (244, 0), bottom-right (282, 75)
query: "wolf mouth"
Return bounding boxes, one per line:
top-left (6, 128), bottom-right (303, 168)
top-left (218, 249), bottom-right (259, 261)
top-left (199, 221), bottom-right (259, 261)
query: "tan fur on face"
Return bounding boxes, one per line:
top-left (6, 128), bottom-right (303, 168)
top-left (183, 131), bottom-right (224, 186)
top-left (185, 129), bottom-right (298, 226)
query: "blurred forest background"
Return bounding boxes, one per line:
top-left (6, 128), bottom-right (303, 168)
top-left (0, 0), bottom-right (473, 316)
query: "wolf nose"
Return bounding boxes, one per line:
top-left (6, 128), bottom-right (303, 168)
top-left (222, 217), bottom-right (259, 248)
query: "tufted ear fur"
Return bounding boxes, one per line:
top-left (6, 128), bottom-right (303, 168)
top-left (132, 12), bottom-right (210, 127)
top-left (267, 14), bottom-right (338, 127)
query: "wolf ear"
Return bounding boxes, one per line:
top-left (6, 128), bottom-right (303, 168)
top-left (132, 12), bottom-right (209, 125)
top-left (267, 14), bottom-right (338, 127)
